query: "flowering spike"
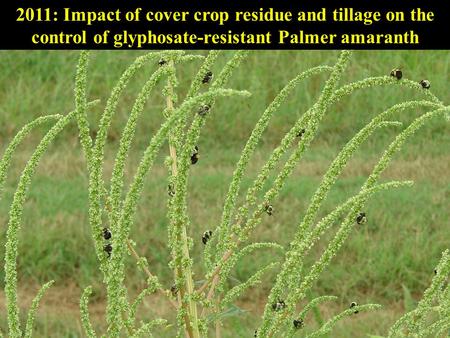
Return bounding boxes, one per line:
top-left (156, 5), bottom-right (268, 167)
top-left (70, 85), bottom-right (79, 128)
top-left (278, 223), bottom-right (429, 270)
top-left (80, 286), bottom-right (97, 338)
top-left (24, 281), bottom-right (54, 338)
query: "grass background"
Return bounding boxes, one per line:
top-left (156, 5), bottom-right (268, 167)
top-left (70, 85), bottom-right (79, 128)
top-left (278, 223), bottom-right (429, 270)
top-left (0, 50), bottom-right (449, 337)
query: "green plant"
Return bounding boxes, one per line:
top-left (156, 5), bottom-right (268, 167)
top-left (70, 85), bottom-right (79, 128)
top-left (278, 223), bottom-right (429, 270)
top-left (1, 50), bottom-right (449, 337)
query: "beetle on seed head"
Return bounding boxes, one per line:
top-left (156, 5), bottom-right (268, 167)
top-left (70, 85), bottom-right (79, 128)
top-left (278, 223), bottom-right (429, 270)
top-left (198, 104), bottom-right (211, 117)
top-left (202, 230), bottom-right (212, 245)
top-left (297, 128), bottom-right (306, 138)
top-left (102, 227), bottom-right (112, 240)
top-left (191, 146), bottom-right (200, 165)
top-left (293, 318), bottom-right (304, 329)
top-left (168, 183), bottom-right (175, 197)
top-left (419, 79), bottom-right (430, 89)
top-left (356, 212), bottom-right (367, 225)
top-left (272, 299), bottom-right (286, 311)
top-left (170, 284), bottom-right (178, 296)
top-left (104, 243), bottom-right (112, 258)
top-left (390, 68), bottom-right (402, 80)
top-left (265, 204), bottom-right (274, 216)
top-left (202, 70), bottom-right (213, 84)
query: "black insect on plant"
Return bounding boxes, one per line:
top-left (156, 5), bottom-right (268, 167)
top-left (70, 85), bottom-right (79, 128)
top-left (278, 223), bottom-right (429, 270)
top-left (191, 146), bottom-right (200, 165)
top-left (272, 299), bottom-right (286, 311)
top-left (356, 212), bottom-right (367, 225)
top-left (350, 301), bottom-right (359, 314)
top-left (168, 183), bottom-right (175, 197)
top-left (202, 230), bottom-right (212, 245)
top-left (198, 104), bottom-right (210, 117)
top-left (254, 329), bottom-right (258, 337)
top-left (390, 68), bottom-right (402, 80)
top-left (158, 59), bottom-right (167, 66)
top-left (419, 79), bottom-right (431, 89)
top-left (170, 284), bottom-right (178, 296)
top-left (296, 128), bottom-right (306, 138)
top-left (102, 227), bottom-right (112, 240)
top-left (265, 204), bottom-right (274, 216)
top-left (202, 70), bottom-right (213, 84)
top-left (293, 318), bottom-right (304, 329)
top-left (104, 243), bottom-right (112, 258)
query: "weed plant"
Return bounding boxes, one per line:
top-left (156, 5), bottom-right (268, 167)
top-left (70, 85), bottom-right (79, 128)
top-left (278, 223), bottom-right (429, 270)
top-left (1, 50), bottom-right (449, 337)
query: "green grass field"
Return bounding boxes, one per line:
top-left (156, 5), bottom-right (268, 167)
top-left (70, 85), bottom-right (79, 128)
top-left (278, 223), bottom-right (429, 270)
top-left (0, 50), bottom-right (449, 337)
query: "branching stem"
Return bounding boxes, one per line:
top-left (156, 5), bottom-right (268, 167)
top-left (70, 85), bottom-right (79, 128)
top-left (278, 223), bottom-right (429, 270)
top-left (166, 59), bottom-right (200, 338)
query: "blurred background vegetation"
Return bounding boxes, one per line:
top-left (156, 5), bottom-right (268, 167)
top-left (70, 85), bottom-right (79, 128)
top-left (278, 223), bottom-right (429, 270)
top-left (0, 50), bottom-right (448, 337)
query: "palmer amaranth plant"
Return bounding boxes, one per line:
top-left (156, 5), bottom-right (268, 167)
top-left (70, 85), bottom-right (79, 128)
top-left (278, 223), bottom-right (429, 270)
top-left (1, 50), bottom-right (449, 337)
